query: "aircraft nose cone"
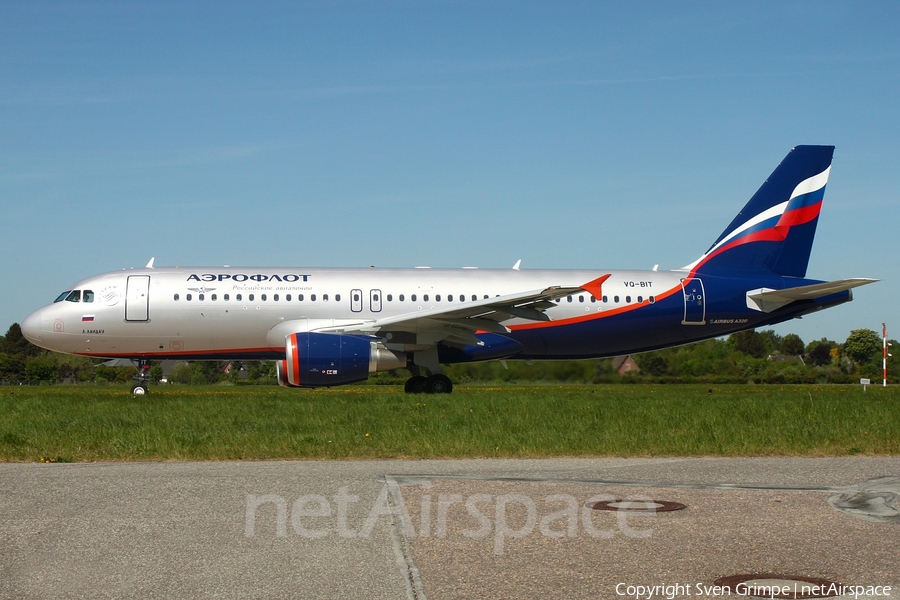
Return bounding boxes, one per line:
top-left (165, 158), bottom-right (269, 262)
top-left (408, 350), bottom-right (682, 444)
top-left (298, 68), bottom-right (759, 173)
top-left (21, 310), bottom-right (43, 344)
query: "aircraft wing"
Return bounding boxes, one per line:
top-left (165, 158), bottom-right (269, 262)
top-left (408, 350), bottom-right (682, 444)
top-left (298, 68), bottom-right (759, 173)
top-left (746, 278), bottom-right (878, 313)
top-left (316, 275), bottom-right (610, 347)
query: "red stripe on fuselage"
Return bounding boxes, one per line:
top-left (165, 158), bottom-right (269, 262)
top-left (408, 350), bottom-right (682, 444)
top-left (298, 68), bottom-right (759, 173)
top-left (79, 346), bottom-right (280, 359)
top-left (509, 282), bottom-right (684, 331)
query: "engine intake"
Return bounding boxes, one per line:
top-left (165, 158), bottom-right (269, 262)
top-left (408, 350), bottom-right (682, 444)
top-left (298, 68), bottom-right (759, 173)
top-left (277, 332), bottom-right (405, 388)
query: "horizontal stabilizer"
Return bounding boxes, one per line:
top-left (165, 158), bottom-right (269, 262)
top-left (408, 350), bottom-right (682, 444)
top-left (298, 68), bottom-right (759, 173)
top-left (746, 278), bottom-right (877, 313)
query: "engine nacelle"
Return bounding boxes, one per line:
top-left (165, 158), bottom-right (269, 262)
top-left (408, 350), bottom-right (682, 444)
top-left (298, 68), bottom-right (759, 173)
top-left (277, 332), bottom-right (406, 388)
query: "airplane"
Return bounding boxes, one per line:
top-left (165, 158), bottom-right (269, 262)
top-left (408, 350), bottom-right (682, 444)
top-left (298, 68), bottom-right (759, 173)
top-left (21, 145), bottom-right (876, 395)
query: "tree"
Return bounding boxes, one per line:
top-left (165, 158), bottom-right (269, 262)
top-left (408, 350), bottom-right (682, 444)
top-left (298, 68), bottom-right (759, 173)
top-left (1, 323), bottom-right (41, 358)
top-left (757, 330), bottom-right (783, 355)
top-left (169, 363), bottom-right (193, 384)
top-left (806, 338), bottom-right (835, 366)
top-left (25, 357), bottom-right (57, 382)
top-left (843, 329), bottom-right (881, 364)
top-left (780, 333), bottom-right (805, 356)
top-left (638, 354), bottom-right (669, 376)
top-left (728, 330), bottom-right (768, 358)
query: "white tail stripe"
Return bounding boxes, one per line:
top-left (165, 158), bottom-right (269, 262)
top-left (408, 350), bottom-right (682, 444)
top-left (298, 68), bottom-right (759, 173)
top-left (680, 166), bottom-right (830, 272)
top-left (789, 166), bottom-right (830, 202)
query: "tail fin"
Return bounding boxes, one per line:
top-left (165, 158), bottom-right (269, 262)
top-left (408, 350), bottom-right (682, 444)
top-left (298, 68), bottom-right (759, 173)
top-left (684, 145), bottom-right (835, 277)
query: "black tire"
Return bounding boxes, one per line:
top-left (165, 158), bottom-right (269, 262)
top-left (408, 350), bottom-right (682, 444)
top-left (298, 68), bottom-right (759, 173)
top-left (425, 374), bottom-right (453, 394)
top-left (131, 383), bottom-right (149, 396)
top-left (404, 375), bottom-right (427, 394)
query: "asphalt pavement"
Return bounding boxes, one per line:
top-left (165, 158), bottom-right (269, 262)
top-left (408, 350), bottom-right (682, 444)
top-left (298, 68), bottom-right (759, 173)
top-left (2, 457), bottom-right (898, 599)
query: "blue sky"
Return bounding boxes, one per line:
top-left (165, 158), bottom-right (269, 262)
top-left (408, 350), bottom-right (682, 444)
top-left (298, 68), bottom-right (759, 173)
top-left (2, 1), bottom-right (897, 345)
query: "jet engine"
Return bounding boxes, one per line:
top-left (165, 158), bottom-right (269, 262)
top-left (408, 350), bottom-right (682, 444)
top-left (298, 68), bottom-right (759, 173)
top-left (276, 332), bottom-right (406, 388)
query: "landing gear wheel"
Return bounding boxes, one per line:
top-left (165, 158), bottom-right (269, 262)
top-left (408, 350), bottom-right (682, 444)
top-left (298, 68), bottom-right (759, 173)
top-left (425, 374), bottom-right (453, 394)
top-left (131, 358), bottom-right (152, 396)
top-left (404, 375), bottom-right (427, 394)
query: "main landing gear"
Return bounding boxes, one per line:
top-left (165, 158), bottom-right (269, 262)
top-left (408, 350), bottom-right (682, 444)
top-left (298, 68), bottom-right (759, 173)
top-left (131, 359), bottom-right (151, 396)
top-left (402, 348), bottom-right (453, 394)
top-left (404, 374), bottom-right (453, 394)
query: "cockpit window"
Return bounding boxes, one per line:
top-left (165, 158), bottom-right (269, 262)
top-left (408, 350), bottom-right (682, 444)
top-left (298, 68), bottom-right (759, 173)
top-left (55, 290), bottom-right (89, 302)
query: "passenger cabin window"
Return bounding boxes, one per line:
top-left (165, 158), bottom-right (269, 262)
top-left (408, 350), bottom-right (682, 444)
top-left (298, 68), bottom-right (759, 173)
top-left (249, 294), bottom-right (254, 301)
top-left (174, 293), bottom-right (180, 301)
top-left (236, 294), bottom-right (242, 301)
top-left (187, 294), bottom-right (193, 301)
top-left (225, 294), bottom-right (230, 301)
top-left (311, 294), bottom-right (316, 301)
top-left (212, 294), bottom-right (217, 301)
top-left (286, 294), bottom-right (291, 301)
top-left (335, 294), bottom-right (341, 302)
top-left (199, 293), bottom-right (205, 301)
top-left (298, 294), bottom-right (304, 301)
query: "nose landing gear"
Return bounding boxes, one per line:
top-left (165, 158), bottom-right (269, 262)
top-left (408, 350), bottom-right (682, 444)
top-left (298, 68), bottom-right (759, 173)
top-left (131, 359), bottom-right (151, 396)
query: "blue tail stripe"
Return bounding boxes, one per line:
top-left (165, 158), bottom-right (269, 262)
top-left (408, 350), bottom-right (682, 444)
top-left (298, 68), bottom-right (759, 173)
top-left (695, 145), bottom-right (834, 278)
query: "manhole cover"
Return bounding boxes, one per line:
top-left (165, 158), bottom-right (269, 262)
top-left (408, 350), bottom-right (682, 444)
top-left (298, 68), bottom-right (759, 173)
top-left (586, 499), bottom-right (686, 512)
top-left (714, 574), bottom-right (845, 598)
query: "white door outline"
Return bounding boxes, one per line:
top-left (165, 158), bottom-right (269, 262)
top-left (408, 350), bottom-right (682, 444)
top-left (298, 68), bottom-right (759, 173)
top-left (681, 278), bottom-right (706, 325)
top-left (370, 289), bottom-right (382, 313)
top-left (125, 275), bottom-right (150, 322)
top-left (350, 289), bottom-right (363, 312)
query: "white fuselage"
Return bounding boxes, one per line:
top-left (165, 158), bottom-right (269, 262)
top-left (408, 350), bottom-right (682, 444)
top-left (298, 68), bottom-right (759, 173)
top-left (23, 266), bottom-right (683, 359)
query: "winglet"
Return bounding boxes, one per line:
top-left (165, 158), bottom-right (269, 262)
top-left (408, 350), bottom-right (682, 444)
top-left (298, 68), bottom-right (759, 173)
top-left (512, 259), bottom-right (522, 271)
top-left (145, 257), bottom-right (156, 269)
top-left (580, 274), bottom-right (611, 300)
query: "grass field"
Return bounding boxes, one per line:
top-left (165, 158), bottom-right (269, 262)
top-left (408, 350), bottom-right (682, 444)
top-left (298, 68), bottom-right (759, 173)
top-left (0, 384), bottom-right (897, 462)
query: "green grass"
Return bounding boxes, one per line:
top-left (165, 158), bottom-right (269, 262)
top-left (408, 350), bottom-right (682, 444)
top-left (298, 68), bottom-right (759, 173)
top-left (0, 384), bottom-right (898, 461)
